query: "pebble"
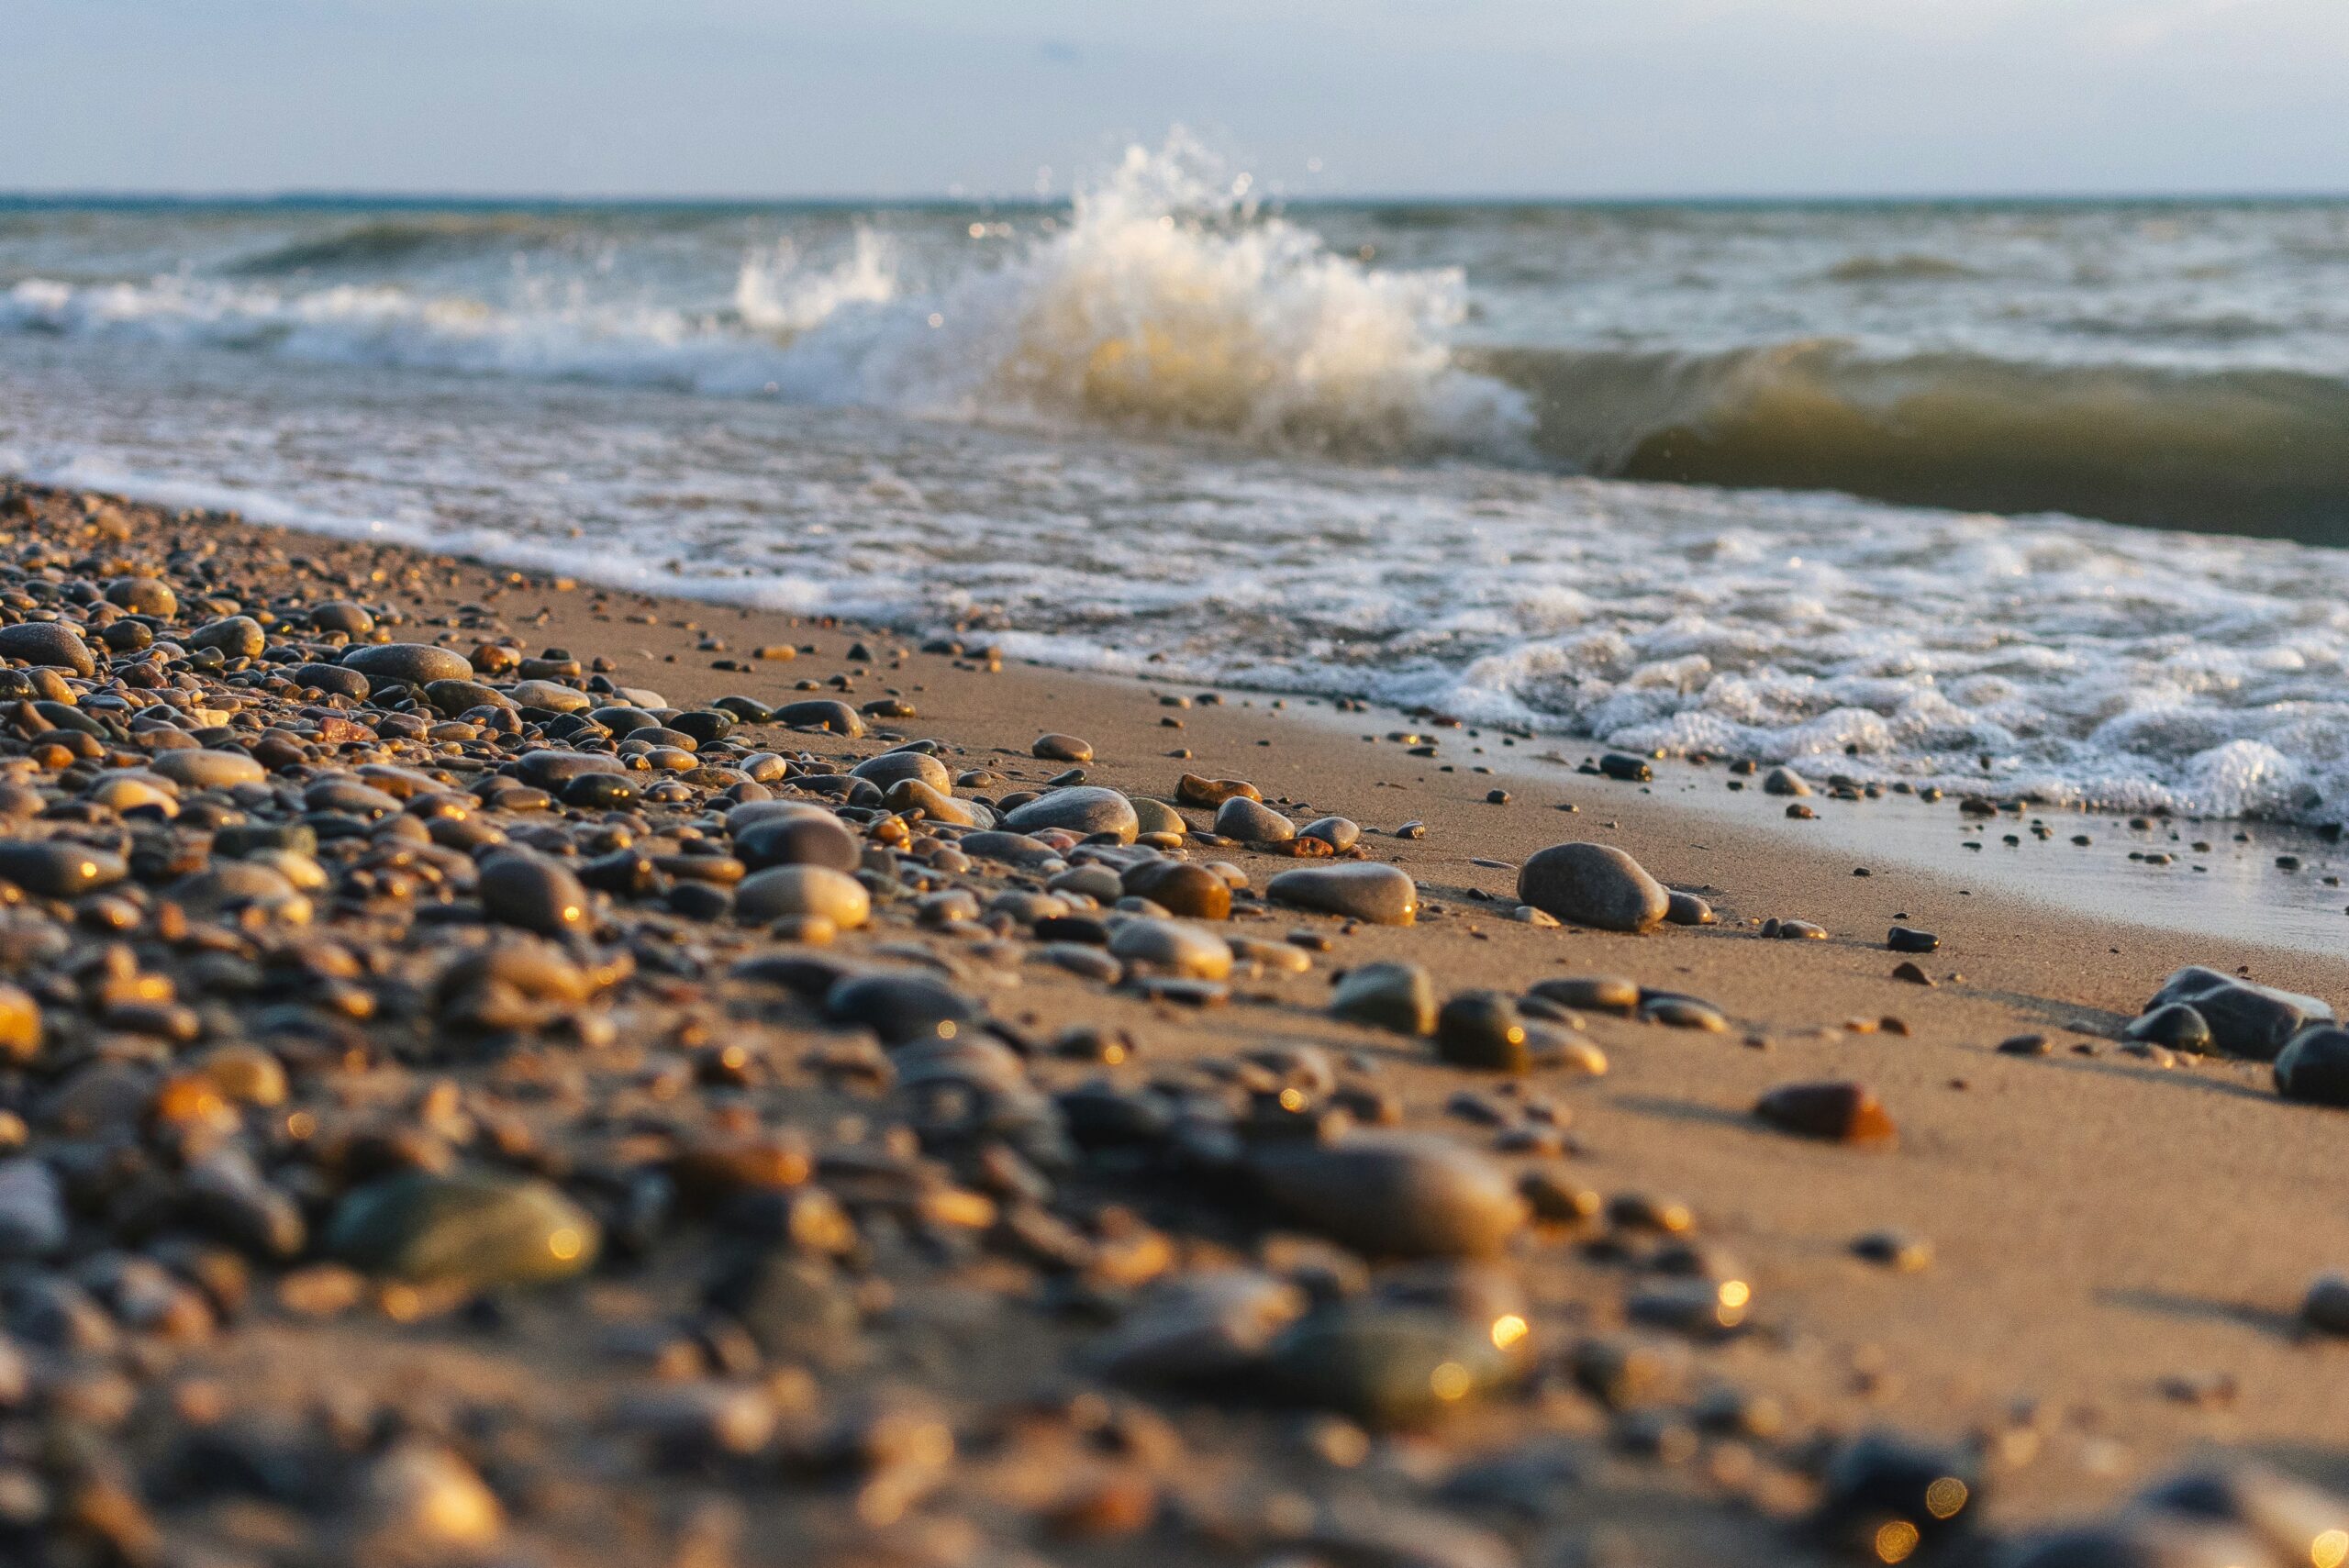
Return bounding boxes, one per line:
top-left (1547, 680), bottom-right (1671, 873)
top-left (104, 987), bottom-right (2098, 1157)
top-left (1266, 862), bottom-right (1419, 925)
top-left (1887, 926), bottom-right (1939, 953)
top-left (851, 750), bottom-right (952, 792)
top-left (0, 1157), bottom-right (68, 1259)
top-left (1003, 785), bottom-right (1141, 843)
top-left (1516, 842), bottom-right (1670, 933)
top-left (1664, 891), bottom-right (1714, 926)
top-left (772, 697), bottom-right (865, 735)
top-left (1809, 1433), bottom-right (1981, 1557)
top-left (1251, 1132), bottom-right (1528, 1257)
top-left (1330, 962), bottom-right (1437, 1035)
top-left (826, 971), bottom-right (982, 1046)
top-left (479, 851), bottom-right (592, 937)
top-left (1530, 974), bottom-right (1641, 1015)
top-left (1177, 773), bottom-right (1260, 806)
top-left (1301, 816), bottom-right (1361, 850)
top-left (341, 641), bottom-right (475, 685)
top-left (733, 809), bottom-right (863, 872)
top-left (1761, 766), bottom-right (1810, 796)
top-left (1436, 992), bottom-right (1531, 1073)
top-left (0, 622), bottom-right (96, 676)
top-left (0, 840), bottom-right (129, 898)
top-left (1032, 733), bottom-right (1094, 762)
top-left (1269, 1302), bottom-right (1520, 1427)
top-left (1214, 795), bottom-right (1297, 842)
top-left (1852, 1229), bottom-right (1934, 1271)
top-left (1108, 917), bottom-right (1233, 980)
top-left (149, 748), bottom-right (267, 789)
top-left (1753, 1081), bottom-right (1898, 1146)
top-left (327, 1170), bottom-right (599, 1289)
top-left (736, 865), bottom-right (872, 929)
top-left (1121, 860), bottom-right (1233, 919)
top-left (2275, 1027), bottom-right (2349, 1106)
top-left (2127, 1002), bottom-right (2214, 1054)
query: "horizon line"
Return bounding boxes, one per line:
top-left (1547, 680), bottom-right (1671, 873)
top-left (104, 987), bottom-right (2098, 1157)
top-left (5, 185), bottom-right (2349, 210)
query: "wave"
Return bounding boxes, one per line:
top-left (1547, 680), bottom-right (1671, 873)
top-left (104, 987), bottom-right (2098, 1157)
top-left (1818, 252), bottom-right (1983, 284)
top-left (2, 138), bottom-right (1530, 460)
top-left (223, 216), bottom-right (550, 275)
top-left (1475, 341), bottom-right (2349, 541)
top-left (7, 148), bottom-right (2349, 539)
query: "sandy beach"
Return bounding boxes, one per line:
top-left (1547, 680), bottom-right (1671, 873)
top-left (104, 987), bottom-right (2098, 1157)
top-left (0, 477), bottom-right (2343, 1567)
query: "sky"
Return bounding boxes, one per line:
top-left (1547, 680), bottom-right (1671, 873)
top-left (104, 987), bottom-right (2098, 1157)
top-left (11, 0), bottom-right (2349, 199)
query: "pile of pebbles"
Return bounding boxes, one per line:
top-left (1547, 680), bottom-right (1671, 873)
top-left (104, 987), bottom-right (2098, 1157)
top-left (0, 482), bottom-right (2343, 1568)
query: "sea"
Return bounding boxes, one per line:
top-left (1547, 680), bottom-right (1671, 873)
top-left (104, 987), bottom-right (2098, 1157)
top-left (6, 139), bottom-right (2349, 825)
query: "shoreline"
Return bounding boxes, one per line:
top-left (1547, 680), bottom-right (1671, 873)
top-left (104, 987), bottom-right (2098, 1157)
top-left (2, 476), bottom-right (2348, 1564)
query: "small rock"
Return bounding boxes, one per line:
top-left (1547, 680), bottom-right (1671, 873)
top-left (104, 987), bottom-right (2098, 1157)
top-left (1215, 795), bottom-right (1297, 843)
top-left (1516, 842), bottom-right (1670, 933)
top-left (2128, 1002), bottom-right (2214, 1054)
top-left (2142, 966), bottom-right (2332, 1062)
top-left (1003, 786), bottom-right (1141, 844)
top-left (479, 851), bottom-right (592, 937)
top-left (0, 623), bottom-right (95, 676)
top-left (1762, 767), bottom-right (1810, 797)
top-left (1331, 962), bottom-right (1436, 1035)
top-left (341, 642), bottom-right (474, 686)
top-left (1301, 816), bottom-right (1361, 851)
top-left (1252, 1133), bottom-right (1528, 1258)
top-left (736, 865), bottom-right (871, 929)
top-left (1664, 892), bottom-right (1715, 926)
top-left (1033, 734), bottom-right (1094, 762)
top-left (1108, 917), bottom-right (1233, 980)
top-left (328, 1170), bottom-right (599, 1289)
top-left (0, 840), bottom-right (129, 899)
top-left (1267, 862), bottom-right (1419, 925)
top-left (1887, 926), bottom-right (1939, 953)
top-left (2275, 1027), bottom-right (2349, 1106)
top-left (1436, 993), bottom-right (1531, 1073)
top-left (1753, 1081), bottom-right (1897, 1147)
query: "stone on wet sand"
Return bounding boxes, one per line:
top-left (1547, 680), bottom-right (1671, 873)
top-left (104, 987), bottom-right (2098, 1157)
top-left (1761, 766), bottom-right (1811, 797)
top-left (1517, 842), bottom-right (1670, 933)
top-left (1331, 962), bottom-right (1437, 1035)
top-left (1215, 795), bottom-right (1297, 843)
top-left (1251, 1133), bottom-right (1528, 1258)
top-left (1108, 917), bottom-right (1233, 980)
top-left (1754, 1081), bottom-right (1898, 1147)
top-left (1301, 816), bottom-right (1361, 851)
top-left (342, 641), bottom-right (475, 686)
top-left (1177, 773), bottom-right (1261, 807)
top-left (1529, 974), bottom-right (1641, 1016)
top-left (771, 697), bottom-right (864, 735)
top-left (851, 750), bottom-right (952, 792)
top-left (0, 622), bottom-right (96, 676)
top-left (328, 1170), bottom-right (599, 1290)
top-left (1267, 862), bottom-right (1419, 925)
top-left (479, 851), bottom-right (593, 937)
top-left (1003, 786), bottom-right (1141, 843)
top-left (149, 748), bottom-right (268, 790)
top-left (0, 840), bottom-right (129, 899)
top-left (1664, 891), bottom-right (1715, 926)
top-left (2273, 1027), bottom-right (2349, 1106)
top-left (1032, 733), bottom-right (1094, 762)
top-left (736, 865), bottom-right (871, 929)
top-left (2128, 1002), bottom-right (2214, 1054)
top-left (1120, 860), bottom-right (1232, 920)
top-left (1436, 992), bottom-right (1531, 1073)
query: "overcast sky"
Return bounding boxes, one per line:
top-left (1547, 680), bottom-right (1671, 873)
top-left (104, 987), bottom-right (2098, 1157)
top-left (13, 0), bottom-right (2349, 199)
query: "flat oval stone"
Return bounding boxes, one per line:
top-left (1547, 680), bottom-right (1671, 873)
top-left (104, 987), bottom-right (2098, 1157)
top-left (1032, 733), bottom-right (1094, 762)
top-left (310, 601), bottom-right (375, 636)
top-left (1108, 917), bottom-right (1232, 980)
top-left (960, 830), bottom-right (1064, 867)
top-left (290, 662), bottom-right (369, 699)
top-left (106, 576), bottom-right (178, 617)
top-left (852, 751), bottom-right (952, 792)
top-left (479, 851), bottom-right (593, 937)
top-left (1331, 962), bottom-right (1436, 1035)
top-left (328, 1170), bottom-right (598, 1289)
top-left (1762, 766), bottom-right (1811, 796)
top-left (1517, 842), bottom-right (1670, 933)
top-left (189, 615), bottom-right (266, 658)
top-left (343, 642), bottom-right (475, 686)
top-left (736, 865), bottom-right (870, 929)
top-left (1269, 1303), bottom-right (1519, 1427)
top-left (1120, 860), bottom-right (1231, 920)
top-left (886, 778), bottom-right (986, 827)
top-left (513, 749), bottom-right (627, 787)
top-left (1268, 862), bottom-right (1419, 925)
top-left (1436, 992), bottom-right (1529, 1073)
top-left (0, 623), bottom-right (95, 677)
top-left (772, 699), bottom-right (864, 737)
top-left (2128, 1002), bottom-right (2213, 1053)
top-left (425, 678), bottom-right (515, 716)
top-left (825, 972), bottom-right (982, 1047)
top-left (1754, 1081), bottom-right (1897, 1147)
top-left (1003, 786), bottom-right (1140, 844)
top-left (1528, 974), bottom-right (1640, 1015)
top-left (1130, 797), bottom-right (1186, 839)
top-left (0, 840), bottom-right (128, 898)
top-left (734, 812), bottom-right (861, 873)
top-left (508, 679), bottom-right (588, 712)
top-left (1252, 1132), bottom-right (1527, 1257)
top-left (1301, 816), bottom-right (1361, 851)
top-left (1215, 796), bottom-right (1296, 843)
top-left (2275, 1027), bottom-right (2349, 1106)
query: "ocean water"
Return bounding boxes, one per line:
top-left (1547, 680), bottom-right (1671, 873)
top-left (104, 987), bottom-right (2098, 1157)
top-left (6, 141), bottom-right (2349, 823)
